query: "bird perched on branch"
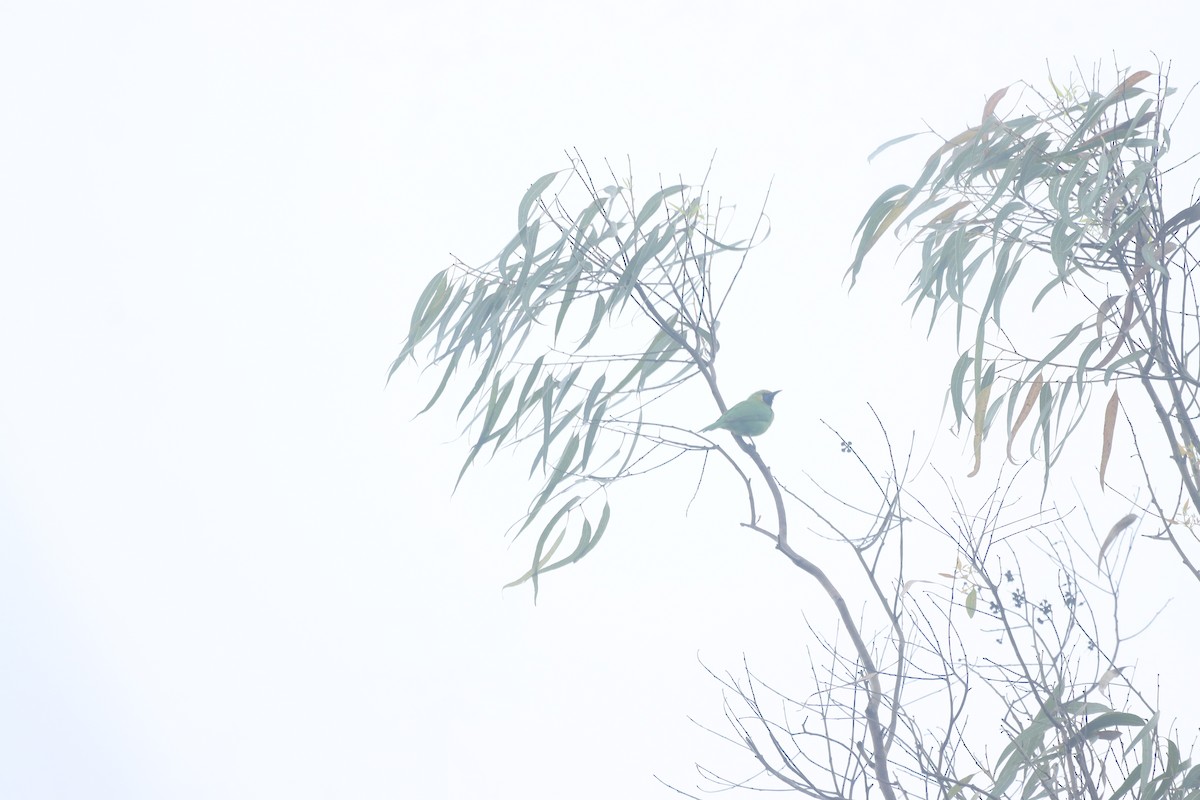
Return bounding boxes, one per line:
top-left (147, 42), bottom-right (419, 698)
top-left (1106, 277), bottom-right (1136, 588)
top-left (701, 390), bottom-right (780, 437)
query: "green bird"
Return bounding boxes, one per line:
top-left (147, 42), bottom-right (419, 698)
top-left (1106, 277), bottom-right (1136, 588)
top-left (701, 390), bottom-right (781, 437)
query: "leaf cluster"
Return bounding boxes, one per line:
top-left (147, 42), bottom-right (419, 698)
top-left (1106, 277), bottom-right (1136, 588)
top-left (852, 66), bottom-right (1200, 501)
top-left (392, 156), bottom-right (763, 596)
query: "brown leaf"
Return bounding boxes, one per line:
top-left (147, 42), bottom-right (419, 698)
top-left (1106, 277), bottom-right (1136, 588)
top-left (1099, 513), bottom-right (1136, 561)
top-left (860, 196), bottom-right (913, 254)
top-left (982, 86), bottom-right (1009, 122)
top-left (1007, 373), bottom-right (1043, 464)
top-left (967, 378), bottom-right (993, 478)
top-left (1099, 388), bottom-right (1120, 489)
top-left (1105, 70), bottom-right (1153, 103)
top-left (1130, 262), bottom-right (1152, 285)
top-left (1097, 665), bottom-right (1127, 693)
top-left (935, 127), bottom-right (982, 158)
top-left (927, 199), bottom-right (972, 228)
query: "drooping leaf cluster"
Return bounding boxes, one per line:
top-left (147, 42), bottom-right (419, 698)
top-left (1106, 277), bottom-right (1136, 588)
top-left (852, 66), bottom-right (1200, 499)
top-left (392, 159), bottom-right (763, 595)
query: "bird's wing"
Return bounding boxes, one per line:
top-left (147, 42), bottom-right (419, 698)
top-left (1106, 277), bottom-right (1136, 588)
top-left (741, 404), bottom-right (773, 424)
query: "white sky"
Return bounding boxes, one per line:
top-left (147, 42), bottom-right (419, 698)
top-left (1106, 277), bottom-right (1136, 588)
top-left (2, 1), bottom-right (1198, 798)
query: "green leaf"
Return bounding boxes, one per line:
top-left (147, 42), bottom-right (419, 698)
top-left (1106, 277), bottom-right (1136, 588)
top-left (479, 372), bottom-right (516, 436)
top-left (590, 501), bottom-right (611, 548)
top-left (517, 223), bottom-right (541, 285)
top-left (1071, 711), bottom-right (1145, 744)
top-left (1138, 713), bottom-right (1158, 799)
top-left (848, 184), bottom-right (911, 284)
top-left (457, 348), bottom-right (501, 417)
top-left (1071, 109), bottom-right (1157, 153)
top-left (635, 185), bottom-right (687, 228)
top-left (411, 268), bottom-right (451, 331)
top-left (551, 365), bottom-right (582, 414)
top-left (1125, 711), bottom-right (1159, 758)
top-left (978, 257), bottom-right (1010, 327)
top-left (1048, 218), bottom-right (1080, 279)
top-left (579, 294), bottom-right (608, 348)
top-left (527, 434), bottom-right (581, 526)
top-left (520, 496), bottom-right (579, 598)
top-left (535, 500), bottom-right (613, 579)
top-left (623, 222), bottom-right (677, 303)
top-left (944, 774), bottom-right (977, 800)
top-left (1060, 700), bottom-right (1116, 716)
top-left (866, 131), bottom-right (927, 163)
top-left (419, 348), bottom-right (464, 415)
top-left (1110, 762), bottom-right (1143, 800)
top-left (494, 228), bottom-right (526, 281)
top-left (582, 374), bottom-right (606, 427)
top-left (579, 399), bottom-right (606, 472)
top-left (950, 351), bottom-right (973, 428)
top-left (554, 272), bottom-right (580, 339)
top-left (533, 374), bottom-right (556, 473)
top-left (433, 283), bottom-right (470, 344)
top-left (1104, 348), bottom-right (1147, 384)
top-left (1078, 153), bottom-right (1111, 217)
top-left (1053, 157), bottom-right (1092, 219)
top-left (513, 356), bottom-right (545, 420)
top-left (609, 317), bottom-right (683, 395)
top-left (530, 401), bottom-right (581, 479)
top-left (390, 270), bottom-right (453, 379)
top-left (1074, 337), bottom-right (1103, 392)
top-left (992, 711), bottom-right (1054, 797)
top-left (1029, 323), bottom-right (1084, 377)
top-left (574, 195), bottom-right (608, 239)
top-left (979, 151), bottom-right (1026, 217)
top-left (518, 171), bottom-right (561, 230)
